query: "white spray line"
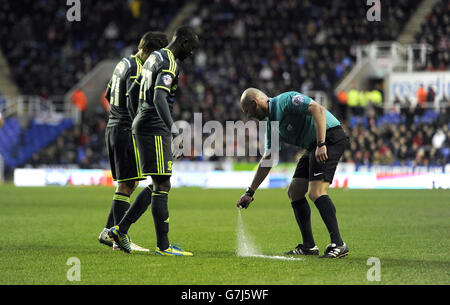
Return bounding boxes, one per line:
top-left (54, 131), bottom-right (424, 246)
top-left (236, 209), bottom-right (302, 261)
top-left (243, 254), bottom-right (303, 261)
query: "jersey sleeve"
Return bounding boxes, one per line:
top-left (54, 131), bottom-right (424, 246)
top-left (154, 72), bottom-right (175, 93)
top-left (154, 54), bottom-right (176, 93)
top-left (104, 79), bottom-right (112, 102)
top-left (283, 93), bottom-right (312, 115)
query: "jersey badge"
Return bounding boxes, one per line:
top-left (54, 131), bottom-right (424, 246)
top-left (162, 74), bottom-right (173, 86)
top-left (292, 94), bottom-right (304, 105)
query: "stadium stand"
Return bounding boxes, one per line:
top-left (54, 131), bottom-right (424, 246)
top-left (415, 0), bottom-right (450, 71)
top-left (0, 116), bottom-right (73, 169)
top-left (0, 0), bottom-right (183, 96)
top-left (0, 0), bottom-right (448, 176)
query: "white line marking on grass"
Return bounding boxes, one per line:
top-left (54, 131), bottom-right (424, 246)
top-left (246, 254), bottom-right (303, 261)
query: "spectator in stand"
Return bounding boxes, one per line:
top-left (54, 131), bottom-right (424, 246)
top-left (437, 103), bottom-right (449, 127)
top-left (416, 84), bottom-right (428, 116)
top-left (432, 128), bottom-right (446, 150)
top-left (427, 85), bottom-right (436, 104)
top-left (417, 84), bottom-right (427, 104)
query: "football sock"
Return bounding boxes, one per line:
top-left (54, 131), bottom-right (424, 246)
top-left (291, 198), bottom-right (316, 248)
top-left (118, 185), bottom-right (153, 234)
top-left (105, 208), bottom-right (115, 229)
top-left (151, 191), bottom-right (170, 251)
top-left (106, 192), bottom-right (130, 229)
top-left (314, 195), bottom-right (344, 246)
top-left (112, 193), bottom-right (131, 227)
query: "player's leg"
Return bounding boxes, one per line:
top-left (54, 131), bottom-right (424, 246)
top-left (150, 175), bottom-right (171, 251)
top-left (147, 135), bottom-right (192, 256)
top-left (103, 128), bottom-right (146, 252)
top-left (116, 183), bottom-right (153, 234)
top-left (100, 126), bottom-right (122, 247)
top-left (151, 175), bottom-right (192, 256)
top-left (111, 180), bottom-right (137, 225)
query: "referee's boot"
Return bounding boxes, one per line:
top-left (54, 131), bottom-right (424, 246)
top-left (319, 242), bottom-right (349, 258)
top-left (284, 244), bottom-right (319, 255)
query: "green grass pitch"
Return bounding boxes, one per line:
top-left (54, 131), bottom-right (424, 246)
top-left (0, 184), bottom-right (449, 285)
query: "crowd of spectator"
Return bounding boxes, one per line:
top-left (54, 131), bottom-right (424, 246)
top-left (415, 0), bottom-right (450, 71)
top-left (175, 0), bottom-right (421, 125)
top-left (341, 103), bottom-right (450, 166)
top-left (0, 0), bottom-right (183, 97)
top-left (1, 0), bottom-right (449, 171)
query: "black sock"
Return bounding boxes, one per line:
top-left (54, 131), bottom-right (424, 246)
top-left (118, 185), bottom-right (153, 234)
top-left (105, 207), bottom-right (115, 229)
top-left (291, 198), bottom-right (315, 248)
top-left (314, 195), bottom-right (344, 246)
top-left (151, 191), bottom-right (170, 250)
top-left (111, 193), bottom-right (131, 227)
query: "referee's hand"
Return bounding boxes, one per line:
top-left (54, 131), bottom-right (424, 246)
top-left (236, 194), bottom-right (254, 209)
top-left (315, 145), bottom-right (328, 163)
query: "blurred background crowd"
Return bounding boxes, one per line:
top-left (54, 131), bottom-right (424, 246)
top-left (0, 0), bottom-right (449, 174)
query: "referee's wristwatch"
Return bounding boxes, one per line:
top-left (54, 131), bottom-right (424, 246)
top-left (245, 187), bottom-right (255, 197)
top-left (317, 141), bottom-right (326, 147)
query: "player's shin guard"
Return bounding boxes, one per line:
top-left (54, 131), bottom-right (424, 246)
top-left (314, 195), bottom-right (344, 246)
top-left (112, 192), bottom-right (131, 226)
top-left (151, 191), bottom-right (170, 251)
top-left (118, 185), bottom-right (153, 233)
top-left (291, 198), bottom-right (315, 248)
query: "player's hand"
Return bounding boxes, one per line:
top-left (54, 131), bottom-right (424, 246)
top-left (236, 194), bottom-right (254, 209)
top-left (315, 145), bottom-right (328, 163)
top-left (172, 135), bottom-right (184, 160)
top-left (172, 140), bottom-right (184, 160)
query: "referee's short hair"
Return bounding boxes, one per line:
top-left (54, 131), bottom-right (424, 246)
top-left (138, 31), bottom-right (168, 53)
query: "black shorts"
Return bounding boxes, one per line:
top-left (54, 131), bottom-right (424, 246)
top-left (293, 125), bottom-right (348, 183)
top-left (133, 133), bottom-right (173, 176)
top-left (105, 126), bottom-right (146, 182)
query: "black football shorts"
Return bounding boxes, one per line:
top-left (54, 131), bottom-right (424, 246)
top-left (105, 126), bottom-right (146, 182)
top-left (133, 133), bottom-right (173, 176)
top-left (293, 125), bottom-right (348, 183)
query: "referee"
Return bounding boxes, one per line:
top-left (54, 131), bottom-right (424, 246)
top-left (236, 88), bottom-right (350, 258)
